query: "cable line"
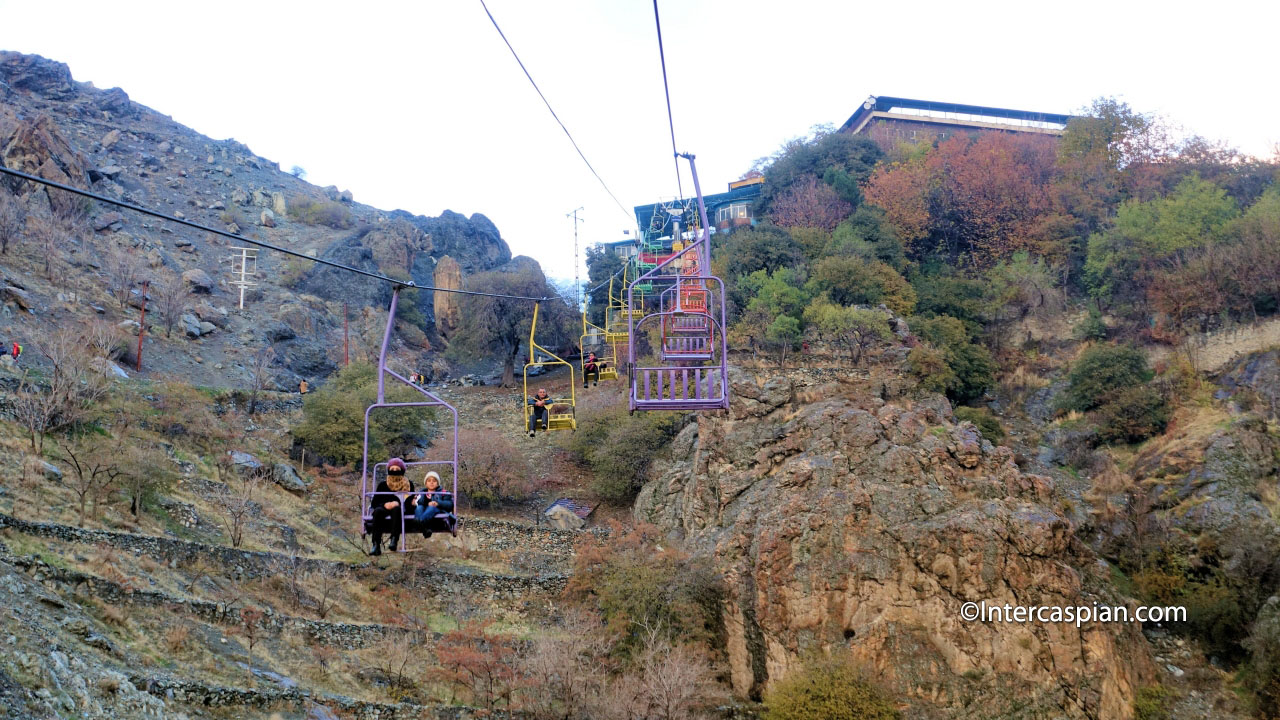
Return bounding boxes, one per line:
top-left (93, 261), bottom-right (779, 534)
top-left (652, 0), bottom-right (683, 200)
top-left (478, 0), bottom-right (633, 222)
top-left (0, 165), bottom-right (549, 302)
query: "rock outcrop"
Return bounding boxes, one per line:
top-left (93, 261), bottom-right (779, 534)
top-left (433, 255), bottom-right (462, 337)
top-left (636, 367), bottom-right (1155, 718)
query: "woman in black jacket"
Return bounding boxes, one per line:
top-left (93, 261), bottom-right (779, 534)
top-left (369, 457), bottom-right (415, 555)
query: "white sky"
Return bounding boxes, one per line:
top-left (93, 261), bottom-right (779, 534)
top-left (2, 0), bottom-right (1277, 283)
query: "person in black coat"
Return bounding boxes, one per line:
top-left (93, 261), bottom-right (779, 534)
top-left (369, 457), bottom-right (415, 555)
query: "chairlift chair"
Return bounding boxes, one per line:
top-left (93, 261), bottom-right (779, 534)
top-left (523, 302), bottom-right (577, 431)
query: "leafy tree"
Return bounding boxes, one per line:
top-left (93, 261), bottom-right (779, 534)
top-left (865, 133), bottom-right (1068, 265)
top-left (828, 206), bottom-right (905, 270)
top-left (1094, 385), bottom-right (1169, 444)
top-left (982, 251), bottom-right (1062, 348)
top-left (585, 244), bottom-right (626, 320)
top-left (804, 302), bottom-right (892, 365)
top-left (567, 406), bottom-right (685, 502)
top-left (739, 268), bottom-right (809, 319)
top-left (765, 314), bottom-right (802, 367)
top-left (808, 257), bottom-right (915, 315)
top-left (293, 361), bottom-right (434, 466)
top-left (716, 226), bottom-right (804, 280)
top-left (1074, 308), bottom-right (1108, 341)
top-left (906, 345), bottom-right (953, 394)
top-left (1058, 97), bottom-right (1169, 173)
top-left (754, 128), bottom-right (882, 217)
top-left (911, 315), bottom-right (996, 403)
top-left (763, 656), bottom-right (900, 720)
top-left (1084, 174), bottom-right (1238, 310)
top-left (911, 270), bottom-right (989, 336)
top-left (1058, 344), bottom-right (1151, 413)
top-left (770, 176), bottom-right (851, 231)
top-left (446, 265), bottom-right (572, 387)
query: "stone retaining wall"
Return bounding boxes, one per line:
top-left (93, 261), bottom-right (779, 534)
top-left (0, 514), bottom-right (566, 603)
top-left (8, 554), bottom-right (418, 650)
top-left (132, 675), bottom-right (513, 719)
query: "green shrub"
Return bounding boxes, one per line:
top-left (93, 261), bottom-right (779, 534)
top-left (1074, 308), bottom-right (1108, 341)
top-left (293, 362), bottom-right (433, 466)
top-left (763, 656), bottom-right (900, 720)
top-left (290, 195), bottom-right (354, 229)
top-left (567, 406), bottom-right (685, 502)
top-left (911, 315), bottom-right (996, 403)
top-left (906, 345), bottom-right (953, 394)
top-left (808, 256), bottom-right (916, 315)
top-left (1093, 385), bottom-right (1169, 444)
top-left (954, 406), bottom-right (1005, 444)
top-left (566, 523), bottom-right (723, 661)
top-left (1132, 686), bottom-right (1172, 720)
top-left (1059, 344), bottom-right (1151, 412)
top-left (1244, 598), bottom-right (1280, 719)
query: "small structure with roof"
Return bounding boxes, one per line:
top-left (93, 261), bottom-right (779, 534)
top-left (841, 95), bottom-right (1074, 150)
top-left (544, 497), bottom-right (595, 530)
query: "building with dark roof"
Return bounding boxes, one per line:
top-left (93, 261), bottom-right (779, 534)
top-left (841, 95), bottom-right (1074, 150)
top-left (632, 176), bottom-right (764, 246)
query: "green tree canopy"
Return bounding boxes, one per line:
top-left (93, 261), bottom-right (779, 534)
top-left (763, 656), bottom-right (900, 720)
top-left (1058, 344), bottom-right (1152, 412)
top-left (293, 361), bottom-right (435, 467)
top-left (808, 257), bottom-right (915, 315)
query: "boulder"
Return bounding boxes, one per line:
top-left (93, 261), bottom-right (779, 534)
top-left (2, 286), bottom-right (34, 311)
top-left (230, 188), bottom-right (250, 206)
top-left (208, 200), bottom-right (225, 211)
top-left (545, 504), bottom-right (585, 530)
top-left (157, 141), bottom-right (172, 154)
top-left (260, 209), bottom-right (276, 228)
top-left (92, 212), bottom-right (125, 231)
top-left (337, 189), bottom-right (353, 203)
top-left (225, 222), bottom-right (241, 235)
top-left (181, 313), bottom-right (203, 337)
top-left (117, 319), bottom-right (141, 335)
top-left (182, 268), bottom-right (214, 294)
top-left (229, 451), bottom-right (264, 476)
top-left (96, 165), bottom-right (124, 178)
top-left (263, 321), bottom-right (295, 343)
top-left (252, 189), bottom-right (271, 207)
top-left (95, 87), bottom-right (134, 117)
top-left (194, 302), bottom-right (229, 328)
top-left (100, 129), bottom-right (121, 149)
top-left (198, 321), bottom-right (216, 335)
top-left (271, 463), bottom-right (309, 494)
top-left (38, 460), bottom-right (62, 480)
top-left (272, 192), bottom-right (287, 217)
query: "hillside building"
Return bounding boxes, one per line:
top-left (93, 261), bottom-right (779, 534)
top-left (841, 95), bottom-right (1074, 150)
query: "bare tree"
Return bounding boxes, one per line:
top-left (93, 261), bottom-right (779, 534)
top-left (104, 244), bottom-right (144, 309)
top-left (57, 435), bottom-right (121, 527)
top-left (12, 332), bottom-right (110, 452)
top-left (519, 609), bottom-right (609, 720)
top-left (247, 345), bottom-right (276, 415)
top-left (151, 271), bottom-right (190, 338)
top-left (83, 318), bottom-right (125, 362)
top-left (0, 191), bottom-right (25, 255)
top-left (311, 563), bottom-right (347, 620)
top-left (591, 622), bottom-right (720, 720)
top-left (238, 607), bottom-right (266, 685)
top-left (117, 443), bottom-right (177, 519)
top-left (214, 456), bottom-right (262, 548)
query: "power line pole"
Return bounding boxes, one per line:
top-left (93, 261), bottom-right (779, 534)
top-left (566, 207), bottom-right (584, 311)
top-left (228, 246), bottom-right (259, 309)
top-left (135, 280), bottom-right (149, 372)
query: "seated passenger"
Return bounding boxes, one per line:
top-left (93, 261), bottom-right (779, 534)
top-left (528, 388), bottom-right (550, 437)
top-left (369, 457), bottom-right (415, 556)
top-left (412, 471), bottom-right (454, 535)
top-left (583, 352), bottom-right (606, 388)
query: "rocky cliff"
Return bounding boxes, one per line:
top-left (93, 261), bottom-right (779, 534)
top-left (637, 367), bottom-right (1156, 718)
top-left (0, 50), bottom-right (527, 386)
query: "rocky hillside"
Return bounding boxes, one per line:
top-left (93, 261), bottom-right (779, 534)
top-left (637, 364), bottom-right (1158, 718)
top-left (0, 50), bottom-right (529, 388)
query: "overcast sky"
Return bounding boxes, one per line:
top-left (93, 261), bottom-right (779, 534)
top-left (2, 0), bottom-right (1277, 284)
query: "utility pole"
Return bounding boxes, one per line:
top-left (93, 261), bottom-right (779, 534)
top-left (135, 280), bottom-right (149, 372)
top-left (228, 246), bottom-right (259, 310)
top-left (567, 207), bottom-right (584, 312)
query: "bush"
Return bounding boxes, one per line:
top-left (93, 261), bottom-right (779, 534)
top-left (906, 346), bottom-right (953, 394)
top-left (1059, 344), bottom-right (1151, 412)
top-left (954, 406), bottom-right (1005, 444)
top-left (293, 362), bottom-right (434, 466)
top-left (1093, 385), bottom-right (1169, 444)
top-left (290, 196), bottom-right (354, 229)
top-left (1074, 308), bottom-right (1108, 341)
top-left (1132, 686), bottom-right (1172, 720)
top-left (763, 656), bottom-right (900, 720)
top-left (1244, 598), bottom-right (1280, 719)
top-left (808, 256), bottom-right (916, 315)
top-left (567, 406), bottom-right (685, 502)
top-left (565, 523), bottom-right (723, 661)
top-left (911, 315), bottom-right (996, 403)
top-left (457, 428), bottom-right (532, 509)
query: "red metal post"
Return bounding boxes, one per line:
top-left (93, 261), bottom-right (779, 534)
top-left (135, 280), bottom-right (149, 372)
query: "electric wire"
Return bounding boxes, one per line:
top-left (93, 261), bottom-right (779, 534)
top-left (0, 165), bottom-right (550, 302)
top-left (477, 0), bottom-right (633, 222)
top-left (652, 0), bottom-right (683, 200)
